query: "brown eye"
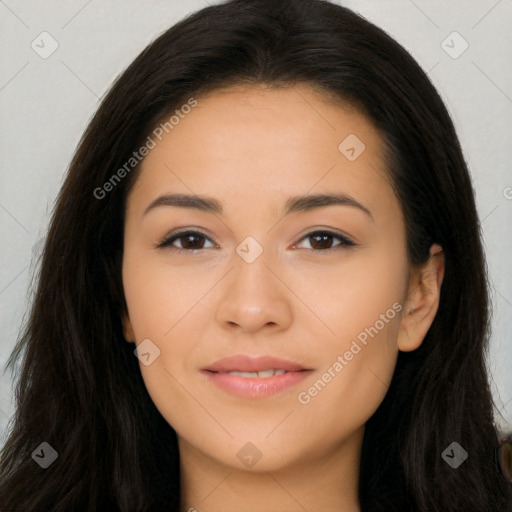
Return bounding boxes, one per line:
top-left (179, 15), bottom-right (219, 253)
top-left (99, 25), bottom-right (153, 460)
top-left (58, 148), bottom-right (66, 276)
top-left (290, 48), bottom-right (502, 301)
top-left (309, 233), bottom-right (336, 250)
top-left (178, 233), bottom-right (206, 250)
top-left (158, 231), bottom-right (215, 252)
top-left (295, 231), bottom-right (355, 252)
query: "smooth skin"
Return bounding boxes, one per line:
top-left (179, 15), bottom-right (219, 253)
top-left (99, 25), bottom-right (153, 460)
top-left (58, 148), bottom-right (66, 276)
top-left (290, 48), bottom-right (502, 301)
top-left (122, 83), bottom-right (444, 512)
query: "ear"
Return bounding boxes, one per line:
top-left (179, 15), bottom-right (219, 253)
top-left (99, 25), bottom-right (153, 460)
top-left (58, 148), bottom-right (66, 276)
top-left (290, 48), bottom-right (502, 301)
top-left (122, 314), bottom-right (136, 344)
top-left (397, 243), bottom-right (445, 352)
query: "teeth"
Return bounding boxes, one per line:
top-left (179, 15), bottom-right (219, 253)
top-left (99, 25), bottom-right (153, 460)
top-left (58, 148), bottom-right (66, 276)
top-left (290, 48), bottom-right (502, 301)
top-left (225, 369), bottom-right (286, 378)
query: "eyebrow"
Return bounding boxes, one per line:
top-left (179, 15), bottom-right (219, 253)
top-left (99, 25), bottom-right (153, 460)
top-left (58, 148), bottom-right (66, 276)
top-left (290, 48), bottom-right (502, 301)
top-left (143, 192), bottom-right (374, 221)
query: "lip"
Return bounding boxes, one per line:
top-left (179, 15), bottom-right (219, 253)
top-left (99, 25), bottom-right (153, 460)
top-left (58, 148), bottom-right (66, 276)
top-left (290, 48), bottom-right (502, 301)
top-left (203, 355), bottom-right (310, 373)
top-left (201, 355), bottom-right (313, 399)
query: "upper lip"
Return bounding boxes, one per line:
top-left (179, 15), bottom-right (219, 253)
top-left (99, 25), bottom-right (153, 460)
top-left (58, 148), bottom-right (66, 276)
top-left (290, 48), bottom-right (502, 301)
top-left (202, 355), bottom-right (311, 373)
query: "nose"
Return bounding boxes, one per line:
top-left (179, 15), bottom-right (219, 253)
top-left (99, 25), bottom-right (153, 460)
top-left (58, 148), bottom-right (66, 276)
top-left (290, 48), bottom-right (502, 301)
top-left (214, 251), bottom-right (293, 334)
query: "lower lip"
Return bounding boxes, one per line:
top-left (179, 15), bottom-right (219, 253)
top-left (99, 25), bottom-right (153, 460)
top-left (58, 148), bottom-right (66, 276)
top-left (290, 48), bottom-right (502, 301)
top-left (202, 370), bottom-right (312, 399)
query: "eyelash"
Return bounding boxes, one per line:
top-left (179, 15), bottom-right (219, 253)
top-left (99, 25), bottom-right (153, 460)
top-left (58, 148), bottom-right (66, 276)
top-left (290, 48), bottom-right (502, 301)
top-left (157, 229), bottom-right (356, 254)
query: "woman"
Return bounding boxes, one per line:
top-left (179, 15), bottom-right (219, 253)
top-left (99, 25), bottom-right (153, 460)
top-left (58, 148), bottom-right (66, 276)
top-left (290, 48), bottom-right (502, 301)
top-left (1, 0), bottom-right (510, 510)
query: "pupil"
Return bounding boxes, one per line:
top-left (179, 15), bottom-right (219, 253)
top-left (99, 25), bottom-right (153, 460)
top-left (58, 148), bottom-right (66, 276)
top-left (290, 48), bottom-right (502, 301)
top-left (312, 234), bottom-right (331, 249)
top-left (184, 234), bottom-right (203, 249)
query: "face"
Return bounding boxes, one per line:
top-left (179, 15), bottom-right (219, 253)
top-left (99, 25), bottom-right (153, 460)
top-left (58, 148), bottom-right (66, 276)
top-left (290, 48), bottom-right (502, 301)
top-left (122, 83), bottom-right (413, 472)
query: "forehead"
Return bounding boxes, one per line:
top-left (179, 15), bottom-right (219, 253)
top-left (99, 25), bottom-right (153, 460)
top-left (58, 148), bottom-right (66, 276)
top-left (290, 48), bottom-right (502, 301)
top-left (128, 83), bottom-right (395, 222)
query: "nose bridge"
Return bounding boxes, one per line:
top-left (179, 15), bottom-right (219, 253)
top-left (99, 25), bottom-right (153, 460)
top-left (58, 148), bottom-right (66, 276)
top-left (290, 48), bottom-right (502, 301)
top-left (231, 236), bottom-right (276, 304)
top-left (214, 235), bottom-right (293, 332)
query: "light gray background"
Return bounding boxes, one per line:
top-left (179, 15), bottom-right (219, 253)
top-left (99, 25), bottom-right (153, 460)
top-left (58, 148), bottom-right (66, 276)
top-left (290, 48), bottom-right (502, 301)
top-left (1, 0), bottom-right (511, 445)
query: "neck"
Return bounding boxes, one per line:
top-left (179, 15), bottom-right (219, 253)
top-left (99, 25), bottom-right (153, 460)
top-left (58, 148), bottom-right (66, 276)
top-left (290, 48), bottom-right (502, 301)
top-left (178, 428), bottom-right (363, 512)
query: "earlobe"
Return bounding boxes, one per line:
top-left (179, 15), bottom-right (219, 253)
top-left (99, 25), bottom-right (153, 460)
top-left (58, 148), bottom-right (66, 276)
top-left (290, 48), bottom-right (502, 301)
top-left (122, 315), bottom-right (135, 343)
top-left (397, 243), bottom-right (445, 352)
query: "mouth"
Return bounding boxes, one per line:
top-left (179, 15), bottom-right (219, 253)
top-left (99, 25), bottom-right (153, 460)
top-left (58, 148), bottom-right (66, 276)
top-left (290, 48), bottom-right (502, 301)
top-left (201, 355), bottom-right (313, 399)
top-left (214, 368), bottom-right (288, 378)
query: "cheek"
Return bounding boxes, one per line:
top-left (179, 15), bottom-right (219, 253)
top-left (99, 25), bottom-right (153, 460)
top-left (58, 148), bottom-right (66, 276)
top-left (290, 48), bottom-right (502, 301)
top-left (292, 250), bottom-right (405, 428)
top-left (295, 314), bottom-right (401, 445)
top-left (122, 251), bottom-right (212, 426)
top-left (298, 244), bottom-right (406, 348)
top-left (122, 248), bottom-right (210, 341)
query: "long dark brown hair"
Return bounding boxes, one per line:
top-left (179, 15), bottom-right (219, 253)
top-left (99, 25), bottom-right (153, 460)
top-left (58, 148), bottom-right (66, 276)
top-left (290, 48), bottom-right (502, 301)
top-left (1, 0), bottom-right (510, 510)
